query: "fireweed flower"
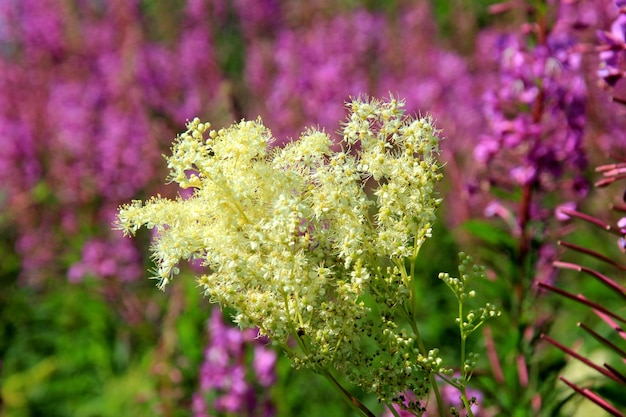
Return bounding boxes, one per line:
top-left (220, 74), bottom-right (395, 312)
top-left (470, 7), bottom-right (589, 287)
top-left (475, 31), bottom-right (587, 193)
top-left (597, 2), bottom-right (626, 88)
top-left (464, 4), bottom-right (594, 414)
top-left (117, 96), bottom-right (447, 409)
top-left (192, 308), bottom-right (276, 417)
top-left (244, 9), bottom-right (386, 140)
top-left (66, 235), bottom-right (142, 283)
top-left (0, 0), bottom-right (226, 285)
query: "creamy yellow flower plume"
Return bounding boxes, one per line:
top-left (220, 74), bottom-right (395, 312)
top-left (116, 95), bottom-right (444, 403)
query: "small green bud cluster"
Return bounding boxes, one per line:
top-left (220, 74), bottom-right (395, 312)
top-left (116, 96), bottom-right (443, 404)
top-left (463, 352), bottom-right (480, 374)
top-left (439, 253), bottom-right (501, 388)
top-left (439, 253), bottom-right (501, 339)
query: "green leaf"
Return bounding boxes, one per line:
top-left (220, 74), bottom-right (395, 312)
top-left (462, 219), bottom-right (517, 250)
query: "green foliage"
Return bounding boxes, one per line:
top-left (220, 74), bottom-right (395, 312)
top-left (0, 266), bottom-right (217, 417)
top-left (1, 2), bottom-right (623, 416)
top-left (0, 279), bottom-right (156, 417)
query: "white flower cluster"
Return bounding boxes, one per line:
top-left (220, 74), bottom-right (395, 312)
top-left (116, 96), bottom-right (443, 402)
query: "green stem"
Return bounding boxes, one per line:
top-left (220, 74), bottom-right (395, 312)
top-left (320, 368), bottom-right (376, 417)
top-left (458, 286), bottom-right (475, 416)
top-left (403, 254), bottom-right (445, 417)
top-left (429, 373), bottom-right (445, 417)
top-left (459, 386), bottom-right (475, 417)
top-left (410, 321), bottom-right (445, 417)
top-left (386, 403), bottom-right (402, 417)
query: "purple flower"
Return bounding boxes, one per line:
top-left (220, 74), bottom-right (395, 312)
top-left (441, 384), bottom-right (483, 415)
top-left (379, 383), bottom-right (483, 417)
top-left (194, 308), bottom-right (276, 417)
top-left (252, 344), bottom-right (277, 387)
top-left (244, 8), bottom-right (386, 140)
top-left (474, 24), bottom-right (587, 207)
top-left (67, 235), bottom-right (142, 283)
top-left (598, 12), bottom-right (626, 87)
top-left (0, 0), bottom-right (225, 285)
top-left (241, 1), bottom-right (486, 229)
top-left (231, 0), bottom-right (282, 40)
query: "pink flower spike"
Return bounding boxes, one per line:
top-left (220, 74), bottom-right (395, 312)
top-left (595, 163), bottom-right (626, 173)
top-left (483, 326), bottom-right (505, 384)
top-left (516, 354), bottom-right (529, 387)
top-left (555, 202), bottom-right (577, 221)
top-left (617, 217), bottom-right (626, 230)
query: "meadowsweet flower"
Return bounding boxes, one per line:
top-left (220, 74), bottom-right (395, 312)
top-left (117, 96), bottom-right (444, 405)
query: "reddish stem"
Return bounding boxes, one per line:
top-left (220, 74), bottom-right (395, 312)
top-left (536, 282), bottom-right (626, 325)
top-left (541, 335), bottom-right (622, 383)
top-left (578, 322), bottom-right (626, 358)
top-left (558, 208), bottom-right (622, 236)
top-left (558, 240), bottom-right (626, 271)
top-left (553, 261), bottom-right (626, 300)
top-left (558, 377), bottom-right (624, 417)
top-left (604, 363), bottom-right (626, 384)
